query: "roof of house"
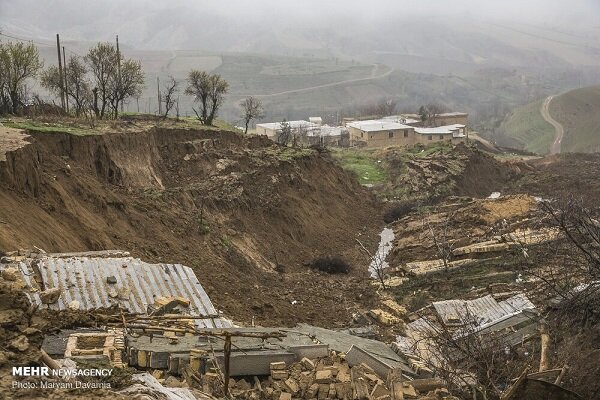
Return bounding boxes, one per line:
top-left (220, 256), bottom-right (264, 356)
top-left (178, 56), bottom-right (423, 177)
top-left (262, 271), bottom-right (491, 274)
top-left (439, 112), bottom-right (468, 117)
top-left (381, 115), bottom-right (421, 125)
top-left (307, 125), bottom-right (346, 137)
top-left (415, 124), bottom-right (466, 136)
top-left (432, 294), bottom-right (536, 330)
top-left (256, 120), bottom-right (318, 130)
top-left (5, 253), bottom-right (232, 328)
top-left (414, 126), bottom-right (455, 135)
top-left (347, 120), bottom-right (413, 132)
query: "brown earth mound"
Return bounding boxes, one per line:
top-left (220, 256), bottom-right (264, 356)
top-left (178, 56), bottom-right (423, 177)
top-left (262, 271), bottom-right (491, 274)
top-left (378, 143), bottom-right (519, 204)
top-left (506, 152), bottom-right (600, 206)
top-left (0, 128), bottom-right (382, 328)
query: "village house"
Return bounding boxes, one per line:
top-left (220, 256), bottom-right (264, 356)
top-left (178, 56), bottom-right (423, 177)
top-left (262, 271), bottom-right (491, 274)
top-left (306, 125), bottom-right (349, 147)
top-left (347, 119), bottom-right (467, 148)
top-left (347, 120), bottom-right (415, 148)
top-left (255, 120), bottom-right (319, 138)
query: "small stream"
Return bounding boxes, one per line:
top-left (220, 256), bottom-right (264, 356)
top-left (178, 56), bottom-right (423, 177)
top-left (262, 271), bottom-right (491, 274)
top-left (369, 227), bottom-right (395, 278)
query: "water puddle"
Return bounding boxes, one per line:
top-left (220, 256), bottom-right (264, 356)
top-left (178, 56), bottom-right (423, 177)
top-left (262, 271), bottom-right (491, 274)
top-left (369, 227), bottom-right (395, 278)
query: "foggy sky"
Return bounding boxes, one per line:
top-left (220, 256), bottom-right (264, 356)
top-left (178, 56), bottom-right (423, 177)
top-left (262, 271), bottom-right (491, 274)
top-left (1, 0), bottom-right (599, 45)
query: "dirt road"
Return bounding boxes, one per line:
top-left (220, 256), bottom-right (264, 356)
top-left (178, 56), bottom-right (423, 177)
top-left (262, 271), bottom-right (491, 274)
top-left (541, 95), bottom-right (564, 154)
top-left (228, 64), bottom-right (395, 98)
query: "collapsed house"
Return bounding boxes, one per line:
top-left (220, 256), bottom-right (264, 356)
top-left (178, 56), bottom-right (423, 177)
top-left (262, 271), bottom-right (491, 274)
top-left (394, 293), bottom-right (539, 369)
top-left (1, 251), bottom-right (453, 399)
top-left (4, 250), bottom-right (232, 328)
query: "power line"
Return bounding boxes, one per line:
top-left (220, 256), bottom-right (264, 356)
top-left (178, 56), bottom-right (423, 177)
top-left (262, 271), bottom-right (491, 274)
top-left (0, 31), bottom-right (84, 57)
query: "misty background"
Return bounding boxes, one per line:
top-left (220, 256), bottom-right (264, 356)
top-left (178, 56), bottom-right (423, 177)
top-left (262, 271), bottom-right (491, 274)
top-left (2, 0), bottom-right (600, 142)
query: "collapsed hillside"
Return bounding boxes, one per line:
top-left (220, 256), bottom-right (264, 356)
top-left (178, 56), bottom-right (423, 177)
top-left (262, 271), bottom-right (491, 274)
top-left (0, 128), bottom-right (382, 327)
top-left (343, 143), bottom-right (518, 204)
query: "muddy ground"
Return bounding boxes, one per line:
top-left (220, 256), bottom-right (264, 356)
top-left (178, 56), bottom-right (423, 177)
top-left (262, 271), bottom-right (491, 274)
top-left (0, 128), bottom-right (382, 328)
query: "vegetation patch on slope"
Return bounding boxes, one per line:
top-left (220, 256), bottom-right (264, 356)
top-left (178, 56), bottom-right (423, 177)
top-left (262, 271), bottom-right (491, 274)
top-left (549, 85), bottom-right (600, 153)
top-left (498, 99), bottom-right (554, 154)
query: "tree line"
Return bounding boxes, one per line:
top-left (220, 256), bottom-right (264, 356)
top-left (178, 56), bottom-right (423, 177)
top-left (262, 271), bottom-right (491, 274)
top-left (0, 37), bottom-right (258, 128)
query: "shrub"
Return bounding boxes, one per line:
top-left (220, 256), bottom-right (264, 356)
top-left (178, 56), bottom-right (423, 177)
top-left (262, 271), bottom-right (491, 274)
top-left (310, 255), bottom-right (351, 274)
top-left (383, 200), bottom-right (416, 223)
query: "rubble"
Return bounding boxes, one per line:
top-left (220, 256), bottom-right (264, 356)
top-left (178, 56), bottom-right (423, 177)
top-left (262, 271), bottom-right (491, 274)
top-left (0, 266), bottom-right (18, 281)
top-left (39, 287), bottom-right (61, 304)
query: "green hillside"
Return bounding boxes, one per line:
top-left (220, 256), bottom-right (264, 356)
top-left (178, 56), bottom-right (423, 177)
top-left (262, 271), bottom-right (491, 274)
top-left (499, 99), bottom-right (555, 154)
top-left (499, 86), bottom-right (600, 154)
top-left (550, 86), bottom-right (600, 153)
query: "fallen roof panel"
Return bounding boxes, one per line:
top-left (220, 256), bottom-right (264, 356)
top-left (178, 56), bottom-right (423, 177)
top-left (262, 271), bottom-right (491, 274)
top-left (11, 255), bottom-right (231, 328)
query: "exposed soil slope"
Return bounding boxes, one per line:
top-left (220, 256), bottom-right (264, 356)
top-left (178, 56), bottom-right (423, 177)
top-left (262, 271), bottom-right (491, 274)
top-left (374, 143), bottom-right (518, 203)
top-left (0, 128), bottom-right (382, 327)
top-left (506, 152), bottom-right (600, 206)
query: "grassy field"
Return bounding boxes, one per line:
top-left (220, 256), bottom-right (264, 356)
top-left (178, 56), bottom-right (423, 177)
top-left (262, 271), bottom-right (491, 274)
top-left (331, 149), bottom-right (388, 185)
top-left (499, 86), bottom-right (600, 154)
top-left (550, 86), bottom-right (600, 153)
top-left (3, 119), bottom-right (97, 136)
top-left (498, 99), bottom-right (555, 154)
top-left (1, 115), bottom-right (239, 136)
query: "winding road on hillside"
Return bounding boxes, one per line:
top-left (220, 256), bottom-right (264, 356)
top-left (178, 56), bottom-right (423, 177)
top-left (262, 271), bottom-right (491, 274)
top-left (541, 95), bottom-right (564, 154)
top-left (227, 64), bottom-right (395, 98)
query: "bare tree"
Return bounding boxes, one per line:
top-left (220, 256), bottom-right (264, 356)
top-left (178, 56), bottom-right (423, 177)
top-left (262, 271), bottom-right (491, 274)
top-left (277, 119), bottom-right (292, 146)
top-left (86, 42), bottom-right (119, 118)
top-left (0, 41), bottom-right (43, 114)
top-left (528, 198), bottom-right (600, 325)
top-left (41, 54), bottom-right (91, 116)
top-left (425, 210), bottom-right (456, 272)
top-left (160, 76), bottom-right (178, 119)
top-left (410, 308), bottom-right (532, 400)
top-left (185, 70), bottom-right (229, 126)
top-left (419, 103), bottom-right (449, 127)
top-left (292, 123), bottom-right (308, 148)
top-left (240, 96), bottom-right (264, 134)
top-left (359, 97), bottom-right (398, 118)
top-left (356, 238), bottom-right (387, 289)
top-left (108, 59), bottom-right (144, 118)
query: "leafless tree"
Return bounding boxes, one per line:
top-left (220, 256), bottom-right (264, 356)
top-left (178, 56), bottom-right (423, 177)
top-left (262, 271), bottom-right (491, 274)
top-left (410, 307), bottom-right (533, 400)
top-left (359, 97), bottom-right (398, 117)
top-left (356, 238), bottom-right (387, 289)
top-left (161, 76), bottom-right (178, 119)
top-left (240, 96), bottom-right (264, 134)
top-left (424, 210), bottom-right (456, 272)
top-left (277, 119), bottom-right (292, 146)
top-left (41, 54), bottom-right (91, 116)
top-left (292, 123), bottom-right (308, 148)
top-left (419, 103), bottom-right (449, 127)
top-left (523, 198), bottom-right (600, 325)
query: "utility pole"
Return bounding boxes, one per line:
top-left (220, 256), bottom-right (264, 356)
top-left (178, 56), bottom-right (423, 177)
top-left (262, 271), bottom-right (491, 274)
top-left (116, 35), bottom-right (123, 113)
top-left (157, 77), bottom-right (161, 115)
top-left (56, 34), bottom-right (65, 110)
top-left (62, 46), bottom-right (69, 114)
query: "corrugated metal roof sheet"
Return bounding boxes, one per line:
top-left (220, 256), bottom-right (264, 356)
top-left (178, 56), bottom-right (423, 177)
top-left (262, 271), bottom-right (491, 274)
top-left (13, 255), bottom-right (231, 328)
top-left (433, 294), bottom-right (536, 331)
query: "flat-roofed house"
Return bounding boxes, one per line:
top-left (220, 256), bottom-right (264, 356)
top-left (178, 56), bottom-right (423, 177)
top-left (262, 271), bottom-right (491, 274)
top-left (433, 112), bottom-right (468, 126)
top-left (347, 120), bottom-right (416, 147)
top-left (414, 124), bottom-right (467, 144)
top-left (255, 120), bottom-right (319, 138)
